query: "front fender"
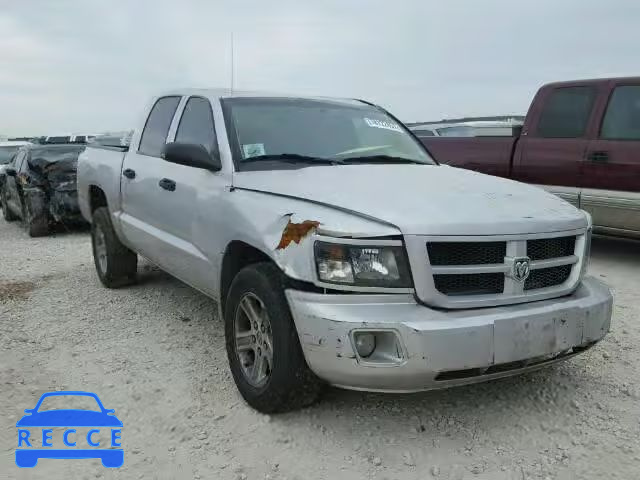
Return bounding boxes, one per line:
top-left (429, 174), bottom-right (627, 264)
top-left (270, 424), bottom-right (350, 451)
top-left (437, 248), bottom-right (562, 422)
top-left (209, 189), bottom-right (400, 284)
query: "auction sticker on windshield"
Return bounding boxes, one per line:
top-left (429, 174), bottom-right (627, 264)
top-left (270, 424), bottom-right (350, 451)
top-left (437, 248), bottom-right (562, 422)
top-left (15, 391), bottom-right (123, 468)
top-left (364, 117), bottom-right (402, 132)
top-left (242, 143), bottom-right (266, 158)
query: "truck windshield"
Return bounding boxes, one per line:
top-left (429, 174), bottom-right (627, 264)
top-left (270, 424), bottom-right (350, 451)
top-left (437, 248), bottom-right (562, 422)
top-left (222, 98), bottom-right (435, 169)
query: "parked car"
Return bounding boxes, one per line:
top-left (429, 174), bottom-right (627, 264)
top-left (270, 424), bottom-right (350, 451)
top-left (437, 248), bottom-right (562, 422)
top-left (1, 144), bottom-right (86, 236)
top-left (77, 90), bottom-right (612, 413)
top-left (411, 120), bottom-right (523, 138)
top-left (420, 77), bottom-right (640, 239)
top-left (0, 140), bottom-right (31, 177)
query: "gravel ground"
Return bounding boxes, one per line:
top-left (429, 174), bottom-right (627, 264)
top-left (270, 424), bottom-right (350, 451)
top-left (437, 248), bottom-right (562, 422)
top-left (1, 219), bottom-right (639, 480)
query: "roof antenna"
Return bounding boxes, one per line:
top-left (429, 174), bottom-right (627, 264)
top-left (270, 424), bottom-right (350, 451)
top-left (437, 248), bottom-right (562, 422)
top-left (230, 32), bottom-right (235, 95)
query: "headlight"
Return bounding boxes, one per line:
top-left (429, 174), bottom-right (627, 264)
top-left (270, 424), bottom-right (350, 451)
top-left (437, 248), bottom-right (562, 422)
top-left (580, 211), bottom-right (593, 278)
top-left (314, 241), bottom-right (412, 288)
top-left (581, 227), bottom-right (592, 277)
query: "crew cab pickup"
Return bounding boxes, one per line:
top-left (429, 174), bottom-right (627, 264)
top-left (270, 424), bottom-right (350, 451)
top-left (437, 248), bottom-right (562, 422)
top-left (77, 90), bottom-right (613, 413)
top-left (420, 77), bottom-right (640, 239)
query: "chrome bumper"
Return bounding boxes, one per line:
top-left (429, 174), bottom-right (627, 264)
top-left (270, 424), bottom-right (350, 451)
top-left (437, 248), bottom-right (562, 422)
top-left (285, 276), bottom-right (613, 392)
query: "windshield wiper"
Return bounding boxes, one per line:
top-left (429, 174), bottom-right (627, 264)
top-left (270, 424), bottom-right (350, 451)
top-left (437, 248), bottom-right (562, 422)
top-left (241, 153), bottom-right (343, 165)
top-left (339, 155), bottom-right (424, 164)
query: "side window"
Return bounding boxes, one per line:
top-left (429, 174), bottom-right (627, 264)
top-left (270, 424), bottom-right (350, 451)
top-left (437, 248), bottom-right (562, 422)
top-left (600, 85), bottom-right (640, 140)
top-left (175, 97), bottom-right (217, 153)
top-left (536, 87), bottom-right (596, 138)
top-left (138, 96), bottom-right (181, 157)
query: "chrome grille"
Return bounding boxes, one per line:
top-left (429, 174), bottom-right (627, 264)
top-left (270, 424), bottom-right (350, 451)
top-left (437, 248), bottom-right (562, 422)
top-left (425, 234), bottom-right (582, 301)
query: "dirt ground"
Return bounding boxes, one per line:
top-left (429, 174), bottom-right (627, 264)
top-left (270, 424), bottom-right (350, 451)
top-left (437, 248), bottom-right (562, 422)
top-left (1, 220), bottom-right (639, 480)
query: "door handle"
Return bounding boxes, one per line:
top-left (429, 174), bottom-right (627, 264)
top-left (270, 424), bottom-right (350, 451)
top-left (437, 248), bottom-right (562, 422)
top-left (122, 168), bottom-right (136, 179)
top-left (587, 151), bottom-right (609, 163)
top-left (158, 178), bottom-right (176, 191)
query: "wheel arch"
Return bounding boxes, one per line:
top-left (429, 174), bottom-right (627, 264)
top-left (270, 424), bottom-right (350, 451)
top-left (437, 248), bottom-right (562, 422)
top-left (88, 184), bottom-right (108, 213)
top-left (219, 241), bottom-right (275, 317)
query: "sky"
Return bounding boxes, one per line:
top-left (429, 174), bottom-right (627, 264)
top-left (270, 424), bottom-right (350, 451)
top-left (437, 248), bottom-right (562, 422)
top-left (0, 0), bottom-right (639, 136)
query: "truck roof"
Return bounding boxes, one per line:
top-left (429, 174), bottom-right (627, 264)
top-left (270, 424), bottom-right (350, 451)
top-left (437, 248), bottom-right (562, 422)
top-left (542, 76), bottom-right (640, 88)
top-left (156, 88), bottom-right (366, 107)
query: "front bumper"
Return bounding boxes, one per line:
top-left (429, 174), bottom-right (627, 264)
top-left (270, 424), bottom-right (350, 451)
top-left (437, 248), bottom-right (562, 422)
top-left (285, 276), bottom-right (612, 392)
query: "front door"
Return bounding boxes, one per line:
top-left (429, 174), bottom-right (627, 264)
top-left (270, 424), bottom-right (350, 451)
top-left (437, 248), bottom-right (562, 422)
top-left (583, 83), bottom-right (640, 236)
top-left (513, 85), bottom-right (598, 207)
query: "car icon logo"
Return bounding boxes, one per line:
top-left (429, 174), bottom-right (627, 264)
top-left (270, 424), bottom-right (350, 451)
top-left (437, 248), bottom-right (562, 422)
top-left (16, 391), bottom-right (123, 468)
top-left (512, 257), bottom-right (531, 282)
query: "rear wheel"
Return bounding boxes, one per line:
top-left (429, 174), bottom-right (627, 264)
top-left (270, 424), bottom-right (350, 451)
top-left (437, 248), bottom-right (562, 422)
top-left (1, 188), bottom-right (18, 221)
top-left (225, 262), bottom-right (324, 413)
top-left (91, 207), bottom-right (137, 288)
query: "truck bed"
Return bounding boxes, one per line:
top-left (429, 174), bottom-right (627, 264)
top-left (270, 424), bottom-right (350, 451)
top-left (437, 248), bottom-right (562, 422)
top-left (420, 136), bottom-right (518, 179)
top-left (76, 144), bottom-right (128, 223)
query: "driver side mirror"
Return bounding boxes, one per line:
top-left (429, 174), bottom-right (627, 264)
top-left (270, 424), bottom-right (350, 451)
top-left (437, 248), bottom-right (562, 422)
top-left (161, 142), bottom-right (221, 171)
top-left (5, 168), bottom-right (16, 177)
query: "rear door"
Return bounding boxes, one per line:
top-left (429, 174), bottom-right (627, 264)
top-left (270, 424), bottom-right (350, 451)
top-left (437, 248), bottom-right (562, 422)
top-left (583, 82), bottom-right (640, 236)
top-left (513, 85), bottom-right (598, 207)
top-left (119, 95), bottom-right (182, 262)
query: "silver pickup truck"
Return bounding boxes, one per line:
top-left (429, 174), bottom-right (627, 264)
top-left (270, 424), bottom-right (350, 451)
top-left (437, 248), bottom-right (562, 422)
top-left (77, 89), bottom-right (613, 413)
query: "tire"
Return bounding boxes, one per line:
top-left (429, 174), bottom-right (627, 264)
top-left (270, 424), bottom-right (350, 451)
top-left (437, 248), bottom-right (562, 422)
top-left (225, 262), bottom-right (324, 413)
top-left (22, 200), bottom-right (49, 237)
top-left (91, 207), bottom-right (137, 288)
top-left (1, 188), bottom-right (18, 222)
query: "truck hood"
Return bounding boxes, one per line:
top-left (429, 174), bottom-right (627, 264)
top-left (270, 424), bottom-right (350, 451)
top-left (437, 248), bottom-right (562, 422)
top-left (232, 165), bottom-right (587, 236)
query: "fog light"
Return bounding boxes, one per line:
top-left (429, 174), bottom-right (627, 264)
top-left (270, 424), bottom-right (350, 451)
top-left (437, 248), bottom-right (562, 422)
top-left (354, 332), bottom-right (376, 358)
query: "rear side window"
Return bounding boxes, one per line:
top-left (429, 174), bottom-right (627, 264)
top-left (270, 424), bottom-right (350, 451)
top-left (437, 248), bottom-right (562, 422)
top-left (600, 85), bottom-right (640, 140)
top-left (536, 87), bottom-right (596, 138)
top-left (175, 97), bottom-right (217, 153)
top-left (138, 96), bottom-right (181, 157)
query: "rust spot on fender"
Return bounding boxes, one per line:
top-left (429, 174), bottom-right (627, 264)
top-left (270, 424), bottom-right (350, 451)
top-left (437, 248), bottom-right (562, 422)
top-left (276, 219), bottom-right (320, 249)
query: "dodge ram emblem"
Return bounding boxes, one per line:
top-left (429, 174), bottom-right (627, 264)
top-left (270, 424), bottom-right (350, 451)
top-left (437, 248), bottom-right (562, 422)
top-left (512, 257), bottom-right (531, 282)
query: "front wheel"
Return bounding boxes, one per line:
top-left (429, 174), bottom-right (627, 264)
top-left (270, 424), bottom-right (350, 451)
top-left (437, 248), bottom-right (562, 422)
top-left (225, 263), bottom-right (324, 413)
top-left (91, 207), bottom-right (137, 288)
top-left (1, 188), bottom-right (18, 221)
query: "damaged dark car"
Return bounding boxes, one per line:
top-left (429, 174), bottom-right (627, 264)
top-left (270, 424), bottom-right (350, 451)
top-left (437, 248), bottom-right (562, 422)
top-left (0, 144), bottom-right (87, 236)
